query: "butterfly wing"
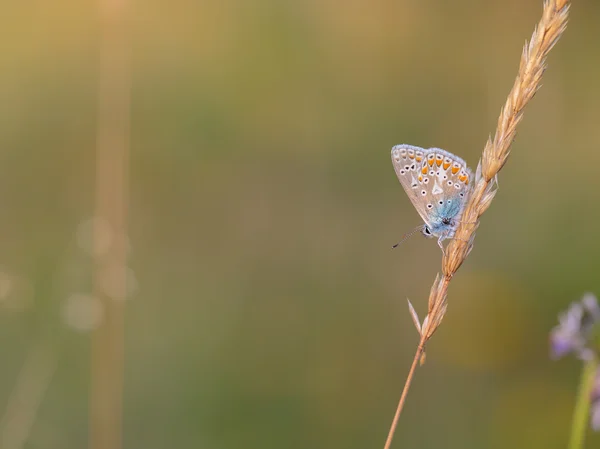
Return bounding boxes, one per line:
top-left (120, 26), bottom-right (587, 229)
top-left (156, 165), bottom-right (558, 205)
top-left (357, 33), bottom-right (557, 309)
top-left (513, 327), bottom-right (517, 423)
top-left (392, 145), bottom-right (473, 231)
top-left (391, 144), bottom-right (433, 226)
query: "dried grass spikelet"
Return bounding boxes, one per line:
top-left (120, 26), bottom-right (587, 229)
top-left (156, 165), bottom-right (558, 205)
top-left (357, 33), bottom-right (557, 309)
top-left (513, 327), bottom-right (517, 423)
top-left (384, 2), bottom-right (571, 448)
top-left (403, 0), bottom-right (571, 348)
top-left (428, 0), bottom-right (570, 336)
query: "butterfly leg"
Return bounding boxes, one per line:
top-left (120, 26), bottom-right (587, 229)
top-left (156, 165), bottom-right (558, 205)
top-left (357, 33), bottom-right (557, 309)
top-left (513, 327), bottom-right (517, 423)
top-left (437, 236), bottom-right (446, 255)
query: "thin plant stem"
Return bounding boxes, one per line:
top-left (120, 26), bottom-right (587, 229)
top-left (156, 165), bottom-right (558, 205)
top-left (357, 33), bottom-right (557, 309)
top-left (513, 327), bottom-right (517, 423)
top-left (0, 343), bottom-right (56, 449)
top-left (568, 358), bottom-right (598, 449)
top-left (382, 1), bottom-right (570, 447)
top-left (383, 339), bottom-right (425, 449)
top-left (90, 0), bottom-right (130, 448)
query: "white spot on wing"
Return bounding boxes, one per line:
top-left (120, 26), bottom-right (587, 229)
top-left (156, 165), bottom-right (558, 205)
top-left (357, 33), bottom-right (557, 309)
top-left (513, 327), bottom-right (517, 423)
top-left (432, 181), bottom-right (443, 195)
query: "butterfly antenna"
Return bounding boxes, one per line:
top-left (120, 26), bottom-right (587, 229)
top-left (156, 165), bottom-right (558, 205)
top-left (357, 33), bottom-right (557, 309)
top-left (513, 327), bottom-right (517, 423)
top-left (392, 226), bottom-right (422, 249)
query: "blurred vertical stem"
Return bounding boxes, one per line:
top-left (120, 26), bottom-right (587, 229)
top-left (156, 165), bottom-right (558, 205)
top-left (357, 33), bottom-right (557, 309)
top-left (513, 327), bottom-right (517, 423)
top-left (568, 359), bottom-right (598, 449)
top-left (90, 0), bottom-right (130, 447)
top-left (0, 344), bottom-right (56, 449)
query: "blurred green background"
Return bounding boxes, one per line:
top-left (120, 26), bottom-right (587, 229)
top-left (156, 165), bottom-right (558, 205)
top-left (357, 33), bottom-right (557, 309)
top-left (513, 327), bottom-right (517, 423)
top-left (1, 0), bottom-right (600, 448)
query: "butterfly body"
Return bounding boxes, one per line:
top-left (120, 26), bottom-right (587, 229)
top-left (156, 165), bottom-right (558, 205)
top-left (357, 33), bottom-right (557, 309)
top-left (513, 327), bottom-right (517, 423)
top-left (391, 144), bottom-right (473, 249)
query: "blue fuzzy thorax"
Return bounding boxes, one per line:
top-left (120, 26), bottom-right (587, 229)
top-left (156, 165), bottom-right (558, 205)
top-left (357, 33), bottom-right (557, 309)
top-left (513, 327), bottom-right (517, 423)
top-left (428, 196), bottom-right (463, 237)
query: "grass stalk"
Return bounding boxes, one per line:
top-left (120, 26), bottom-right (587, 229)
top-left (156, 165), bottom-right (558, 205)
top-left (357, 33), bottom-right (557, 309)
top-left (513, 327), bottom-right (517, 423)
top-left (383, 1), bottom-right (571, 447)
top-left (89, 0), bottom-right (130, 448)
top-left (0, 344), bottom-right (56, 449)
top-left (568, 358), bottom-right (598, 449)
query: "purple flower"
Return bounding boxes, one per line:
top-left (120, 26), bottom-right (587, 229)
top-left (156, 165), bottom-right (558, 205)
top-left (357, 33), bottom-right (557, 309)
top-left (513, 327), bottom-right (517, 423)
top-left (550, 293), bottom-right (600, 433)
top-left (550, 293), bottom-right (600, 361)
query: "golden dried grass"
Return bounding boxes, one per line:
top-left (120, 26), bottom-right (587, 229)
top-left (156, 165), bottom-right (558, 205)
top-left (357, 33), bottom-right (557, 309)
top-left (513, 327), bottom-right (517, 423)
top-left (383, 1), bottom-right (571, 448)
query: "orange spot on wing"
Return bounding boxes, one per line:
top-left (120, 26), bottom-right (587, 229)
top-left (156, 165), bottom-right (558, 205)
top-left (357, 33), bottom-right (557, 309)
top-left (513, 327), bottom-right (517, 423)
top-left (416, 156), bottom-right (422, 162)
top-left (435, 159), bottom-right (442, 166)
top-left (428, 159), bottom-right (434, 166)
top-left (418, 175), bottom-right (422, 182)
top-left (459, 175), bottom-right (467, 182)
top-left (443, 162), bottom-right (450, 169)
top-left (421, 166), bottom-right (428, 174)
top-left (451, 166), bottom-right (460, 174)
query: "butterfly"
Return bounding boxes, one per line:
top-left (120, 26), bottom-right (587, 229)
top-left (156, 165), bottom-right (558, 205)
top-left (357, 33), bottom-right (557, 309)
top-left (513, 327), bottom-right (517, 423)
top-left (391, 144), bottom-right (473, 250)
